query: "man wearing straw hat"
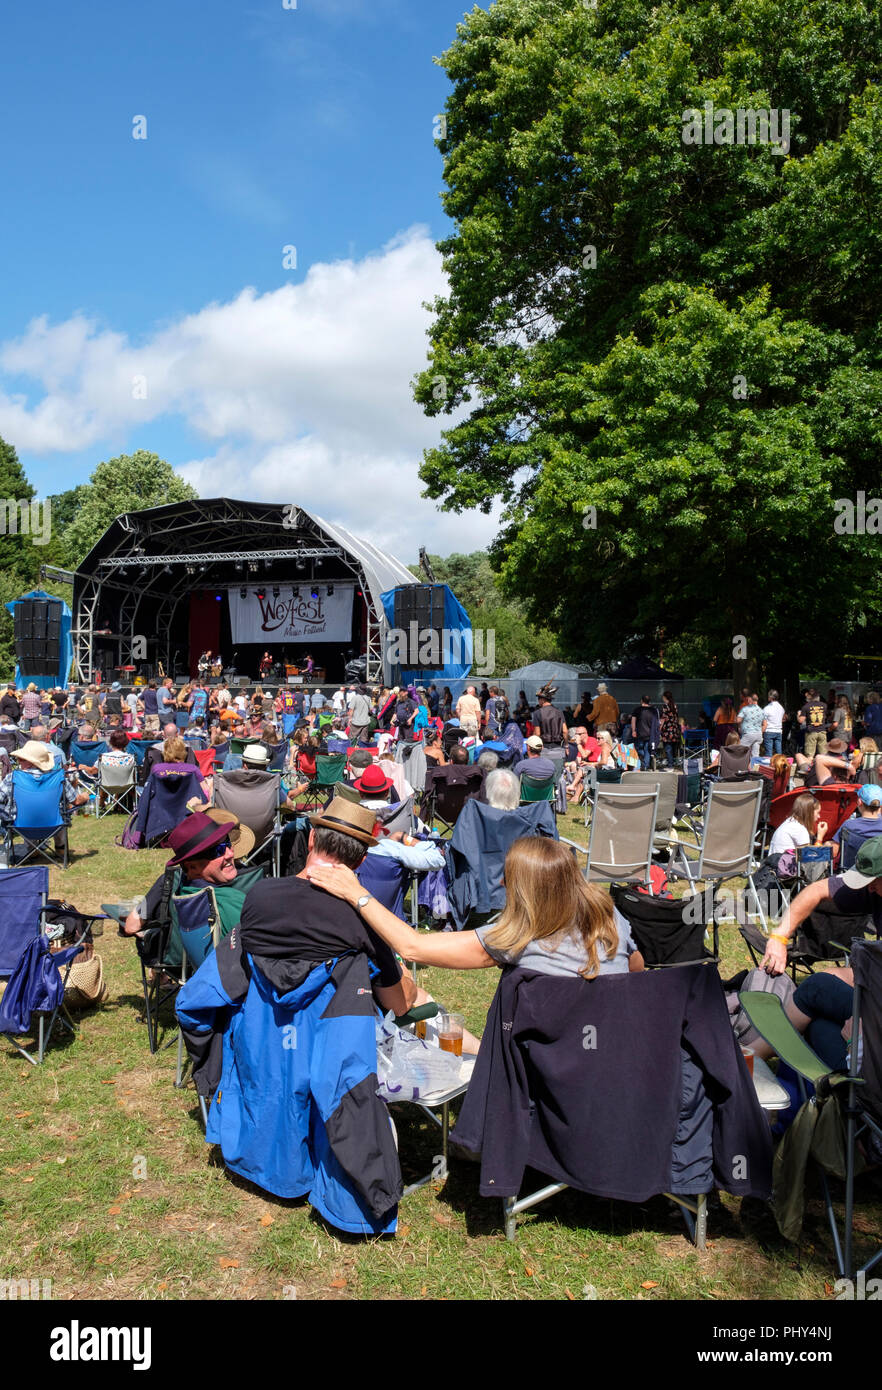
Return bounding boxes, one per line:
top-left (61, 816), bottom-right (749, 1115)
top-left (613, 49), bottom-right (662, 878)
top-left (0, 739), bottom-right (89, 850)
top-left (238, 796), bottom-right (416, 1019)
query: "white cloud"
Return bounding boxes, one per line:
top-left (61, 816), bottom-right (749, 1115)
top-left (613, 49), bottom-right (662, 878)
top-left (0, 225), bottom-right (499, 559)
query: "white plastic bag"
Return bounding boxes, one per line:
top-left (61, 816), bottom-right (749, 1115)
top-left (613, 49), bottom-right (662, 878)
top-left (375, 1012), bottom-right (463, 1100)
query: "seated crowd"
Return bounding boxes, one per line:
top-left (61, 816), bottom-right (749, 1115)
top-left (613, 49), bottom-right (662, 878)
top-left (4, 672), bottom-right (882, 1241)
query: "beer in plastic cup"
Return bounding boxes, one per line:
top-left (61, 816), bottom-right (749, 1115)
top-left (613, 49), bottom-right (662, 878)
top-left (437, 1012), bottom-right (464, 1058)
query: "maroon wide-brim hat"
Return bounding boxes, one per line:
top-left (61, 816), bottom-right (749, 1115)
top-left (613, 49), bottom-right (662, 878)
top-left (162, 812), bottom-right (232, 868)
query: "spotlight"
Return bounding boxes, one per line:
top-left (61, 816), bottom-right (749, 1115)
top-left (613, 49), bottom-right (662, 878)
top-left (240, 587), bottom-right (247, 599)
top-left (296, 558), bottom-right (306, 570)
top-left (256, 589), bottom-right (266, 601)
top-left (214, 594), bottom-right (222, 602)
top-left (292, 586), bottom-right (300, 599)
top-left (311, 586), bottom-right (319, 600)
top-left (185, 565), bottom-right (195, 576)
top-left (272, 585), bottom-right (280, 599)
top-left (327, 584), bottom-right (334, 596)
top-left (163, 565), bottom-right (172, 576)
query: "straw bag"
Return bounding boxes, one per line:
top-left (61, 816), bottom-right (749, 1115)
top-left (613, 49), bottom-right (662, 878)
top-left (65, 953), bottom-right (107, 1010)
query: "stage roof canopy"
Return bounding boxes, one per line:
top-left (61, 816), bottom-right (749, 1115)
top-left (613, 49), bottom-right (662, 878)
top-left (72, 498), bottom-right (417, 681)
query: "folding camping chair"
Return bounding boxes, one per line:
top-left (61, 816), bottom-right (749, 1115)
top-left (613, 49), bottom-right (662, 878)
top-left (68, 738), bottom-right (108, 793)
top-left (519, 772), bottom-right (555, 804)
top-left (445, 799), bottom-right (558, 931)
top-left (212, 768), bottom-right (282, 875)
top-left (2, 766), bottom-right (69, 868)
top-left (262, 740), bottom-right (289, 772)
top-left (95, 754), bottom-right (137, 817)
top-left (619, 770), bottom-right (680, 854)
top-left (670, 781), bottom-right (767, 928)
top-left (837, 822), bottom-right (882, 873)
top-left (0, 726), bottom-right (25, 757)
top-left (421, 765), bottom-right (484, 837)
top-left (564, 784), bottom-right (660, 890)
top-left (453, 964), bottom-right (771, 1246)
top-left (612, 883), bottom-right (719, 967)
top-left (301, 753), bottom-right (347, 811)
top-left (133, 764), bottom-right (206, 846)
top-left (740, 942), bottom-right (882, 1280)
top-left (0, 866), bottom-right (103, 1064)
top-left (581, 764), bottom-right (623, 827)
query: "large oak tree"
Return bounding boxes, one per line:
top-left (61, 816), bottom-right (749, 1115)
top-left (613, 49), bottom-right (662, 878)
top-left (415, 0), bottom-right (882, 691)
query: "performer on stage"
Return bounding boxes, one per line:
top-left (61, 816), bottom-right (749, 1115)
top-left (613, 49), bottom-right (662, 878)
top-left (304, 653), bottom-right (314, 683)
top-left (260, 650), bottom-right (273, 680)
top-left (198, 649), bottom-right (211, 678)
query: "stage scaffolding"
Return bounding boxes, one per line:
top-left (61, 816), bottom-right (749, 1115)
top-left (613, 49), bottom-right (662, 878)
top-left (70, 499), bottom-right (416, 683)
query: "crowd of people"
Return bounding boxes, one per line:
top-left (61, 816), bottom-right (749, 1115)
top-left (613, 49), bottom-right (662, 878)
top-left (2, 667), bottom-right (880, 1242)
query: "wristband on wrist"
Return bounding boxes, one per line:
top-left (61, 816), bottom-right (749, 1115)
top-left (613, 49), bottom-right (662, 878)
top-left (770, 932), bottom-right (789, 944)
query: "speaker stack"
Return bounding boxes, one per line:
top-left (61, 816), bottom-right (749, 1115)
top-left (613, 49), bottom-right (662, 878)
top-left (391, 585), bottom-right (447, 670)
top-left (14, 597), bottom-right (63, 677)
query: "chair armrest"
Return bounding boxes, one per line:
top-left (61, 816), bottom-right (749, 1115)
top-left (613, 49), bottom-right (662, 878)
top-left (558, 835), bottom-right (588, 857)
top-left (737, 991), bottom-right (832, 1085)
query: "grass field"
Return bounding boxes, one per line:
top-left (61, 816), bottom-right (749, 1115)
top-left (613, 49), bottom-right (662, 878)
top-left (1, 806), bottom-right (879, 1302)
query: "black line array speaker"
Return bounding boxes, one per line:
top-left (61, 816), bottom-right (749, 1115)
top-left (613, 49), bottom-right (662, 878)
top-left (391, 585), bottom-right (447, 670)
top-left (14, 597), bottom-right (63, 677)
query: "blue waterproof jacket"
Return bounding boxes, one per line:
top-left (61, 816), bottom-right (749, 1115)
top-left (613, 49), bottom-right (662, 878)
top-left (176, 928), bottom-right (401, 1235)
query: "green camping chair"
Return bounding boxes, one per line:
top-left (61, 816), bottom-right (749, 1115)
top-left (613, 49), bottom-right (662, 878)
top-left (519, 772), bottom-right (555, 805)
top-left (303, 754), bottom-right (348, 810)
top-left (739, 946), bottom-right (882, 1281)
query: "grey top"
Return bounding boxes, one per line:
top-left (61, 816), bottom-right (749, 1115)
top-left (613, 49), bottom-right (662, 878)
top-left (475, 907), bottom-right (637, 977)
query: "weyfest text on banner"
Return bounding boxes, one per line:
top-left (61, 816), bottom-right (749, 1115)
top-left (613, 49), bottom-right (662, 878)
top-left (229, 584), bottom-right (355, 645)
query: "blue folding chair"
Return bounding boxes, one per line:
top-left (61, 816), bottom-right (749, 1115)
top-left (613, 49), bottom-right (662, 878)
top-left (3, 766), bottom-right (70, 867)
top-left (68, 739), bottom-right (108, 798)
top-left (0, 866), bottom-right (100, 1064)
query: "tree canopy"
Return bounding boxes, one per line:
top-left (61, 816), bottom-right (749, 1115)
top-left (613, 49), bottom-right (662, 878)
top-left (59, 451), bottom-right (198, 567)
top-left (415, 0), bottom-right (882, 689)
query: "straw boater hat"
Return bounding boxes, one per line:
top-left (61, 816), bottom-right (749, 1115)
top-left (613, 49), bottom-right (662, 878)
top-left (309, 796), bottom-right (378, 847)
top-left (11, 741), bottom-right (55, 773)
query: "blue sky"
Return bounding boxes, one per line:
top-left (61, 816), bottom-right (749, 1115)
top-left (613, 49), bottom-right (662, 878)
top-left (0, 0), bottom-right (498, 561)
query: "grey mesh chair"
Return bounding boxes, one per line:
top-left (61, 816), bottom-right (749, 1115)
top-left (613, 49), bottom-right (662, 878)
top-left (564, 784), bottom-right (660, 889)
top-left (671, 781), bottom-right (766, 927)
top-left (95, 755), bottom-right (137, 818)
top-left (213, 769), bottom-right (281, 876)
top-left (620, 770), bottom-right (680, 849)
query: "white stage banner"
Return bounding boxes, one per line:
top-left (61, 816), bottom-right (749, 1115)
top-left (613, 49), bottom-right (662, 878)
top-left (229, 584), bottom-right (355, 644)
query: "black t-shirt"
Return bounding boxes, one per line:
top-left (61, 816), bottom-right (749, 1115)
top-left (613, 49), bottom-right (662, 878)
top-left (240, 876), bottom-right (402, 989)
top-left (631, 705), bottom-right (655, 739)
top-left (51, 691), bottom-right (68, 709)
top-left (801, 700), bottom-right (827, 729)
top-left (0, 694), bottom-right (21, 721)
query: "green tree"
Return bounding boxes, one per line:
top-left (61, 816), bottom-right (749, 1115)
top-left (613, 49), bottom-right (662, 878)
top-left (61, 451), bottom-right (198, 567)
top-left (411, 552), bottom-right (560, 674)
top-left (416, 0), bottom-right (882, 698)
top-left (0, 435), bottom-right (44, 676)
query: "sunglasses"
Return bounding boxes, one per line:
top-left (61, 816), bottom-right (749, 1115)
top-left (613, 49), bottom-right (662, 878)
top-left (202, 838), bottom-right (233, 859)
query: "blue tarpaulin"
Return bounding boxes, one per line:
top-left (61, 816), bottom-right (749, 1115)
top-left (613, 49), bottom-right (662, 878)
top-left (380, 585), bottom-right (472, 684)
top-left (4, 589), bottom-right (73, 691)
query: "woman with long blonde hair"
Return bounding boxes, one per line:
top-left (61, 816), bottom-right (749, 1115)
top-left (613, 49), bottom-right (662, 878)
top-left (306, 836), bottom-right (643, 980)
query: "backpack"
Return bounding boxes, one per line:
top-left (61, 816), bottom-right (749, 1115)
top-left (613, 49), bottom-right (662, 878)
top-left (115, 810), bottom-right (144, 850)
top-left (726, 967), bottom-right (796, 1047)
